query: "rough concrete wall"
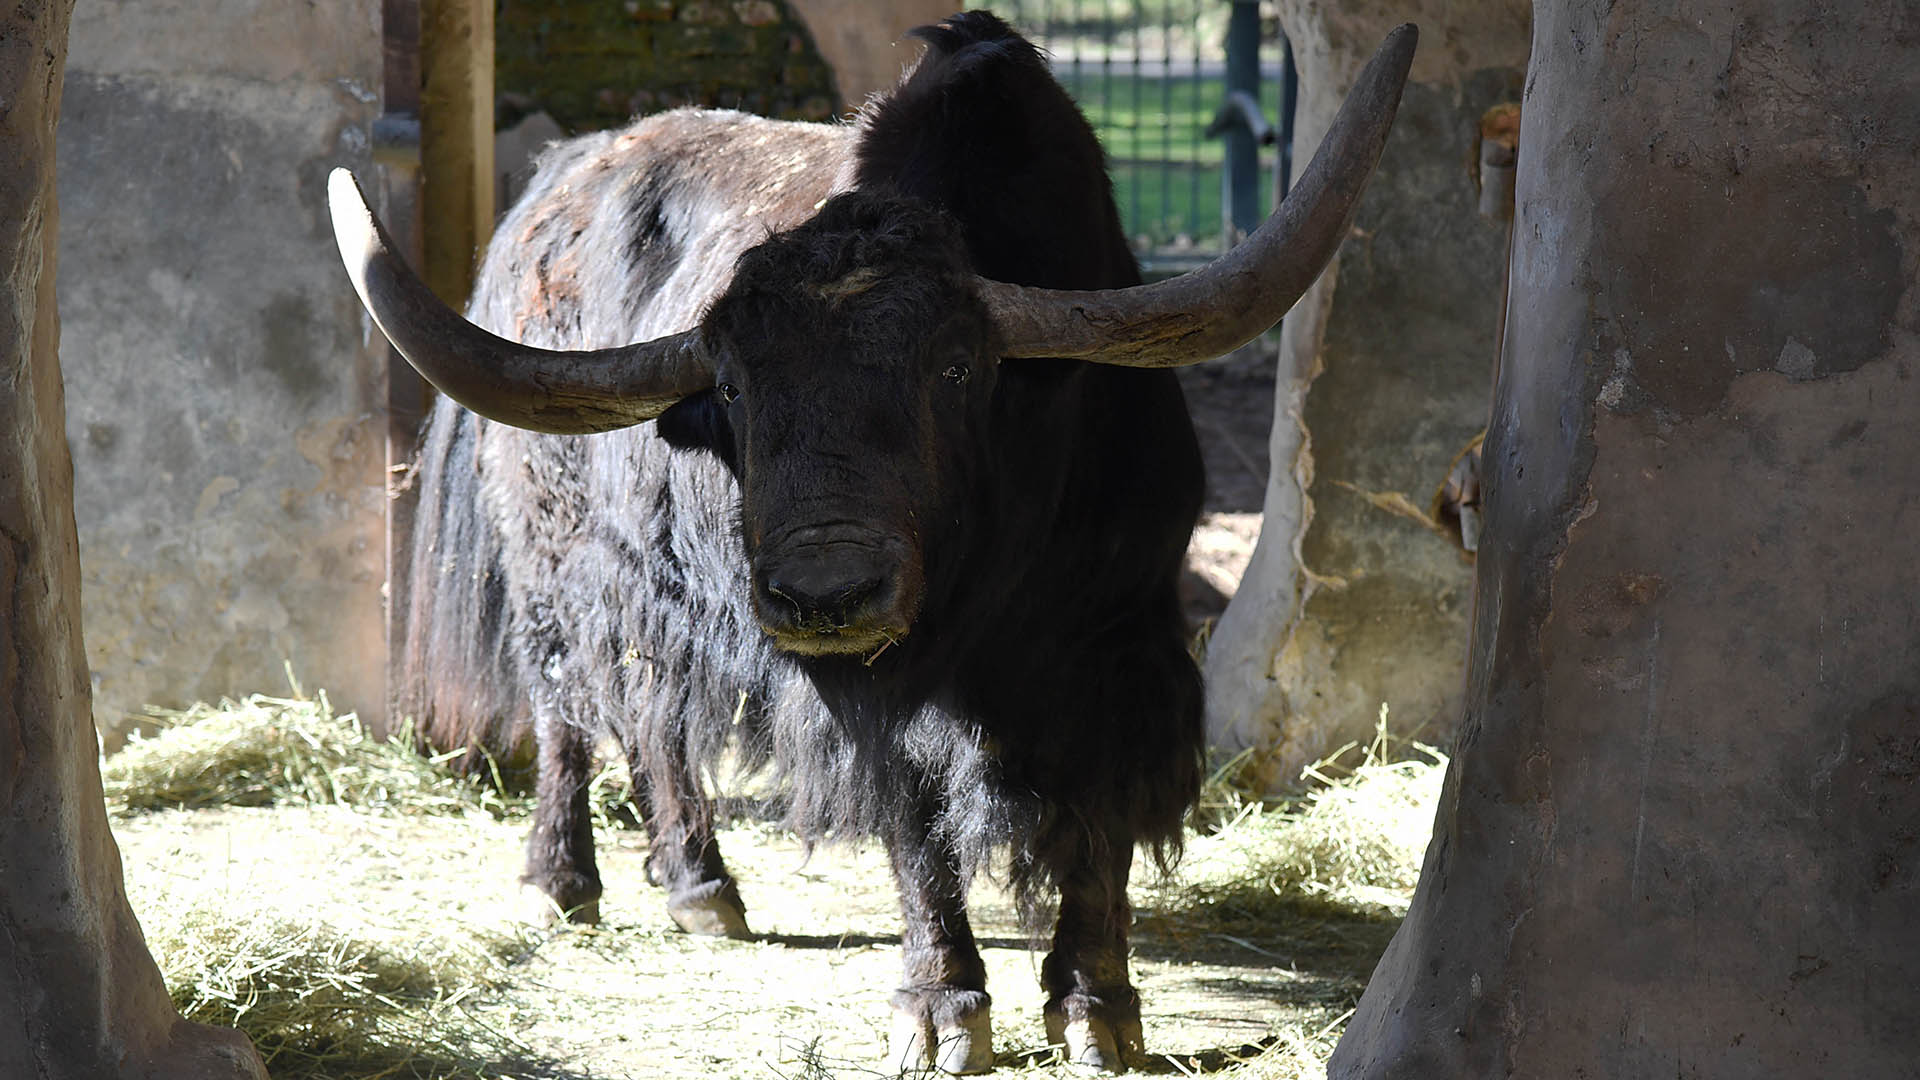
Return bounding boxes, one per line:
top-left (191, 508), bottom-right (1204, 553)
top-left (1204, 0), bottom-right (1530, 790)
top-left (496, 0), bottom-right (841, 131)
top-left (0, 3), bottom-right (266, 1074)
top-left (1332, 0), bottom-right (1920, 1074)
top-left (784, 0), bottom-right (957, 106)
top-left (58, 1), bottom-right (388, 742)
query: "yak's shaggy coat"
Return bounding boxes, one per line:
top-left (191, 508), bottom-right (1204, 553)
top-left (400, 12), bottom-right (1206, 1068)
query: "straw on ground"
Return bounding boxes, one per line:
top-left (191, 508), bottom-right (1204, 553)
top-left (107, 690), bottom-right (1442, 1080)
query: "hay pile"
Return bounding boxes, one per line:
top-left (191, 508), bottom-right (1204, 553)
top-left (105, 687), bottom-right (553, 1078)
top-left (1168, 709), bottom-right (1447, 924)
top-left (130, 883), bottom-right (531, 1078)
top-left (103, 682), bottom-right (518, 818)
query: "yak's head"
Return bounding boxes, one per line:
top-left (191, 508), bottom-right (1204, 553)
top-left (656, 194), bottom-right (995, 656)
top-left (324, 24), bottom-right (1415, 657)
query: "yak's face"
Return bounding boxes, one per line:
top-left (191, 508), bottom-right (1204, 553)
top-left (658, 193), bottom-right (999, 658)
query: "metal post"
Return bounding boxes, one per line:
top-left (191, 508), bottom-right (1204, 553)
top-left (1276, 29), bottom-right (1297, 200)
top-left (1222, 0), bottom-right (1260, 242)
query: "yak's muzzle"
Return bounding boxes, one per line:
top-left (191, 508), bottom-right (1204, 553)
top-left (753, 539), bottom-right (919, 656)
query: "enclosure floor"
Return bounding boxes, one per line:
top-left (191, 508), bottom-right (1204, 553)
top-left (117, 804), bottom-right (1384, 1079)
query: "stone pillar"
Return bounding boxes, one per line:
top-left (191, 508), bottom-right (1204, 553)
top-left (1204, 0), bottom-right (1531, 790)
top-left (1332, 0), bottom-right (1920, 1074)
top-left (0, 4), bottom-right (266, 1076)
top-left (785, 0), bottom-right (955, 106)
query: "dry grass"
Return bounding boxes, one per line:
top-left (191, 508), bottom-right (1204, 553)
top-left (1168, 707), bottom-right (1446, 924)
top-left (1122, 708), bottom-right (1446, 1079)
top-left (106, 691), bottom-right (1445, 1080)
top-left (103, 674), bottom-right (520, 819)
top-left (130, 882), bottom-right (544, 1079)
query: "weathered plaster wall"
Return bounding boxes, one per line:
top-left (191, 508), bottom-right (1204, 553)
top-left (1205, 0), bottom-right (1530, 790)
top-left (58, 1), bottom-right (388, 742)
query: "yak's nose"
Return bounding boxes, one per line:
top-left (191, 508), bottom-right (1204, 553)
top-left (752, 538), bottom-right (919, 655)
top-left (757, 546), bottom-right (896, 635)
top-left (763, 572), bottom-right (882, 632)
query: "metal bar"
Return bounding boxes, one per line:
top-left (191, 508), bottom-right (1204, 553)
top-left (1069, 0), bottom-right (1082, 114)
top-left (1186, 0), bottom-right (1199, 244)
top-left (1278, 29), bottom-right (1298, 199)
top-left (1159, 0), bottom-right (1172, 244)
top-left (1101, 0), bottom-right (1113, 188)
top-left (1222, 0), bottom-right (1260, 241)
top-left (1128, 0), bottom-right (1142, 247)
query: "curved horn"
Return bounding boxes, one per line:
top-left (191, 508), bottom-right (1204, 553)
top-left (327, 169), bottom-right (711, 434)
top-left (979, 23), bottom-right (1418, 367)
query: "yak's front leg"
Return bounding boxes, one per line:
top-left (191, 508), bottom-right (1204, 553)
top-left (621, 736), bottom-right (750, 938)
top-left (887, 801), bottom-right (993, 1074)
top-left (520, 703), bottom-right (602, 923)
top-left (1042, 824), bottom-right (1142, 1072)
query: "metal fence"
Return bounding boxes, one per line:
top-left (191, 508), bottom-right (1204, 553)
top-left (982, 0), bottom-right (1297, 271)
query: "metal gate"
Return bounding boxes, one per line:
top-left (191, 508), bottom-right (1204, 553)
top-left (982, 0), bottom-right (1297, 271)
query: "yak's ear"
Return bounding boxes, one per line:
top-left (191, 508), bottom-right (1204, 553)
top-left (656, 388), bottom-right (738, 471)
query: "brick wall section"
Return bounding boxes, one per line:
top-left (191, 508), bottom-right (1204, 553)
top-left (497, 0), bottom-right (840, 131)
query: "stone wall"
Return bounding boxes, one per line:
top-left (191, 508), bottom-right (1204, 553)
top-left (58, 1), bottom-right (389, 742)
top-left (497, 0), bottom-right (841, 130)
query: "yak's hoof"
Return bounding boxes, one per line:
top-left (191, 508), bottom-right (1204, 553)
top-left (890, 1003), bottom-right (993, 1075)
top-left (1045, 1012), bottom-right (1141, 1074)
top-left (666, 880), bottom-right (751, 939)
top-left (519, 882), bottom-right (600, 926)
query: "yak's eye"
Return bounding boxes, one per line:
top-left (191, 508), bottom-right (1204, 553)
top-left (941, 363), bottom-right (970, 385)
top-left (717, 382), bottom-right (741, 404)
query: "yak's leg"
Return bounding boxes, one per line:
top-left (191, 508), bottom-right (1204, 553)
top-left (519, 704), bottom-right (602, 924)
top-left (888, 803), bottom-right (993, 1074)
top-left (623, 738), bottom-right (750, 938)
top-left (1042, 824), bottom-right (1142, 1073)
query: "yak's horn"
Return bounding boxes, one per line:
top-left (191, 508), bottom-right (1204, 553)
top-left (327, 169), bottom-right (712, 434)
top-left (979, 24), bottom-right (1418, 367)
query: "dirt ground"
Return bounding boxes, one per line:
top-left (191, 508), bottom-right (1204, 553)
top-left (116, 798), bottom-right (1393, 1080)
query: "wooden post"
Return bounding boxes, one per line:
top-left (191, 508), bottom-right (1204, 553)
top-left (421, 0), bottom-right (495, 307)
top-left (382, 0), bottom-right (492, 736)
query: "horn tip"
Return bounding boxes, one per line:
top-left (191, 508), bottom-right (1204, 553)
top-left (1383, 23), bottom-right (1419, 64)
top-left (326, 167), bottom-right (379, 283)
top-left (326, 167), bottom-right (367, 219)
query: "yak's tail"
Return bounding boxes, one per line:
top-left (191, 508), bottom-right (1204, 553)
top-left (393, 396), bottom-right (532, 780)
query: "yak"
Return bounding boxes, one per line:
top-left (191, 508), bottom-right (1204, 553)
top-left (330, 13), bottom-right (1413, 1073)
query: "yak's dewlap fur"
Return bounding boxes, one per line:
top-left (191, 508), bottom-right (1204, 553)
top-left (400, 13), bottom-right (1205, 919)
